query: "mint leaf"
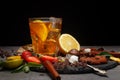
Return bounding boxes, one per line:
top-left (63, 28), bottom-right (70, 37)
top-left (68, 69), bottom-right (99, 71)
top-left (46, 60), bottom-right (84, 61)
top-left (11, 64), bottom-right (25, 73)
top-left (97, 52), bottom-right (112, 57)
top-left (24, 65), bottom-right (30, 73)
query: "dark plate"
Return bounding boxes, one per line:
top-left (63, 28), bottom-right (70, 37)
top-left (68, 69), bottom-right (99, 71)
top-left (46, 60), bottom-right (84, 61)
top-left (22, 44), bottom-right (119, 74)
top-left (110, 53), bottom-right (120, 58)
top-left (30, 60), bottom-right (118, 74)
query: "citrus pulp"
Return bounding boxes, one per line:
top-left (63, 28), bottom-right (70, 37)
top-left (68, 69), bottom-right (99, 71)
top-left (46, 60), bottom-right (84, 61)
top-left (29, 20), bottom-right (48, 41)
top-left (58, 33), bottom-right (80, 54)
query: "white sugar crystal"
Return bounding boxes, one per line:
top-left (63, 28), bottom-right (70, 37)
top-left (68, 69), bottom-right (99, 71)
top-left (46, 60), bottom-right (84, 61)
top-left (84, 48), bottom-right (91, 53)
top-left (69, 55), bottom-right (78, 64)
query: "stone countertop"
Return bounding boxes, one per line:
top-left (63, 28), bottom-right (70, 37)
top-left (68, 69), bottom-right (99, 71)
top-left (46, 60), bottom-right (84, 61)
top-left (0, 46), bottom-right (120, 80)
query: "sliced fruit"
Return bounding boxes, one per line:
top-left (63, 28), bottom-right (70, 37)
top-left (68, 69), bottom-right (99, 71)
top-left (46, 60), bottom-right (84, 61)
top-left (33, 20), bottom-right (43, 23)
top-left (110, 56), bottom-right (120, 63)
top-left (38, 55), bottom-right (58, 63)
top-left (29, 20), bottom-right (48, 41)
top-left (25, 56), bottom-right (41, 64)
top-left (58, 33), bottom-right (80, 54)
top-left (4, 59), bottom-right (23, 69)
top-left (21, 50), bottom-right (32, 59)
top-left (6, 56), bottom-right (22, 60)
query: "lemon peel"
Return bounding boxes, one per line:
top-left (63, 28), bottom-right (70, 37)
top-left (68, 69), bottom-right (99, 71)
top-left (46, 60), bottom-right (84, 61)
top-left (6, 56), bottom-right (22, 60)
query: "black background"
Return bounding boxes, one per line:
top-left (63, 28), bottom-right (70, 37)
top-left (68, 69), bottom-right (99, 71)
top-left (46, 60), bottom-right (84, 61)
top-left (0, 1), bottom-right (119, 46)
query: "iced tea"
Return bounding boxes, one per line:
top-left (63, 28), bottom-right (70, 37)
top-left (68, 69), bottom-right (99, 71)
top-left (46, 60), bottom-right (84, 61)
top-left (29, 17), bottom-right (62, 56)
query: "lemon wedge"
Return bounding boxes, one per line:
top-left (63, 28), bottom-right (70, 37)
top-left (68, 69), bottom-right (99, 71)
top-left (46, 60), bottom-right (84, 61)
top-left (6, 56), bottom-right (22, 60)
top-left (4, 56), bottom-right (23, 69)
top-left (58, 33), bottom-right (80, 54)
top-left (4, 59), bottom-right (23, 69)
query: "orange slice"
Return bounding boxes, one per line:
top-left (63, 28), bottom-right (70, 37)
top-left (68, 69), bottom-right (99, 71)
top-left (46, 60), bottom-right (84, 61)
top-left (58, 33), bottom-right (80, 54)
top-left (29, 20), bottom-right (48, 42)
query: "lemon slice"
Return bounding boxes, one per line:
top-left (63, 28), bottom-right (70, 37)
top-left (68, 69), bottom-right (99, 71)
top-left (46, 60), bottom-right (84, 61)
top-left (29, 20), bottom-right (48, 41)
top-left (33, 20), bottom-right (43, 23)
top-left (58, 33), bottom-right (80, 54)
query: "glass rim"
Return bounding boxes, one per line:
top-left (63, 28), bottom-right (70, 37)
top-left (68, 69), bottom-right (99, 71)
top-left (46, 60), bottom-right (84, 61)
top-left (29, 17), bottom-right (62, 23)
top-left (29, 17), bottom-right (62, 21)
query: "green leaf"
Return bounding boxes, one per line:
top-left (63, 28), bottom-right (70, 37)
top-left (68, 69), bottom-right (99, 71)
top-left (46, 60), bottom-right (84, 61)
top-left (0, 60), bottom-right (4, 67)
top-left (27, 62), bottom-right (43, 68)
top-left (24, 65), bottom-right (30, 73)
top-left (11, 62), bottom-right (43, 73)
top-left (97, 52), bottom-right (113, 57)
top-left (11, 64), bottom-right (25, 73)
top-left (0, 61), bottom-right (4, 70)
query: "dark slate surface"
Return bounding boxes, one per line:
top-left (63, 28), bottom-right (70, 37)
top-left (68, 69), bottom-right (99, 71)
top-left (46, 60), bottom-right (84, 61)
top-left (0, 46), bottom-right (120, 80)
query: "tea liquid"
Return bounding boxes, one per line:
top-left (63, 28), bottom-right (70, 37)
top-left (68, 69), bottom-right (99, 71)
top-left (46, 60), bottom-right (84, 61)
top-left (29, 20), bottom-right (61, 56)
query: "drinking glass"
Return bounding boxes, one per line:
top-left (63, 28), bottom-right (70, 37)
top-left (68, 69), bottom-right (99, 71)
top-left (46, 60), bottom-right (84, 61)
top-left (29, 17), bottom-right (62, 56)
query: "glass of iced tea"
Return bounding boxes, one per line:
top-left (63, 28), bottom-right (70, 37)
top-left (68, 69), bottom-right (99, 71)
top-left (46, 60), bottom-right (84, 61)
top-left (29, 17), bottom-right (62, 56)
